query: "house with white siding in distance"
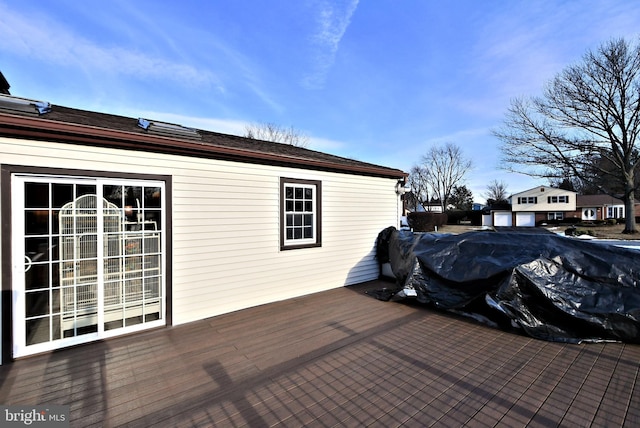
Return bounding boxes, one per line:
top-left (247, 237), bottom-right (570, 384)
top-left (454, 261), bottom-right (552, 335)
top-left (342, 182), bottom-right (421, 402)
top-left (510, 186), bottom-right (578, 226)
top-left (483, 186), bottom-right (577, 227)
top-left (0, 92), bottom-right (407, 365)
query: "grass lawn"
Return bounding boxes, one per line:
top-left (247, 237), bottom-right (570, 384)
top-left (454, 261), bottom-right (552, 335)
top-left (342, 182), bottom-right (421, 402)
top-left (437, 223), bottom-right (640, 240)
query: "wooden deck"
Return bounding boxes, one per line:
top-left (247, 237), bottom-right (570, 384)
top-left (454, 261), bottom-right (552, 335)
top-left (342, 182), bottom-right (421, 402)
top-left (1, 279), bottom-right (639, 427)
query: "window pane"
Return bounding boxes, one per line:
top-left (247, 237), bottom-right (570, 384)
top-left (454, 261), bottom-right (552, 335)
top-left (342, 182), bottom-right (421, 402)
top-left (295, 188), bottom-right (303, 199)
top-left (304, 201), bottom-right (312, 212)
top-left (304, 227), bottom-right (313, 238)
top-left (51, 315), bottom-right (62, 340)
top-left (51, 262), bottom-right (60, 288)
top-left (26, 291), bottom-right (50, 317)
top-left (26, 317), bottom-right (50, 345)
top-left (286, 229), bottom-right (293, 239)
top-left (294, 201), bottom-right (303, 212)
top-left (144, 277), bottom-right (161, 299)
top-left (123, 189), bottom-right (140, 222)
top-left (79, 234), bottom-right (98, 258)
top-left (304, 188), bottom-right (312, 199)
top-left (285, 187), bottom-right (293, 199)
top-left (304, 215), bottom-right (313, 226)
top-left (144, 187), bottom-right (162, 208)
top-left (144, 254), bottom-right (160, 270)
top-left (25, 237), bottom-right (50, 262)
top-left (25, 182), bottom-right (49, 208)
top-left (286, 214), bottom-right (293, 226)
top-left (76, 184), bottom-right (96, 197)
top-left (25, 263), bottom-right (49, 291)
top-left (52, 184), bottom-right (73, 208)
top-left (25, 211), bottom-right (49, 235)
top-left (126, 186), bottom-right (143, 207)
top-left (51, 289), bottom-right (61, 313)
top-left (104, 185), bottom-right (123, 206)
top-left (293, 228), bottom-right (302, 239)
top-left (294, 214), bottom-right (302, 226)
top-left (52, 210), bottom-right (61, 234)
top-left (144, 211), bottom-right (161, 231)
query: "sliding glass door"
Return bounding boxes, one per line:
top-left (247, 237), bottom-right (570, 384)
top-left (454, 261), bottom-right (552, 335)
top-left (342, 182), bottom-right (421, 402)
top-left (12, 175), bottom-right (165, 357)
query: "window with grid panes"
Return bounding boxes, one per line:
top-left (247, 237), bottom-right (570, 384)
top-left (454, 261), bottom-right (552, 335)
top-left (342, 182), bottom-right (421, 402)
top-left (280, 178), bottom-right (321, 249)
top-left (13, 174), bottom-right (166, 357)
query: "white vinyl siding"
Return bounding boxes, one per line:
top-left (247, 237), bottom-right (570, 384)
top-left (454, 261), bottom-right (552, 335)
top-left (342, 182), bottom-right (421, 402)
top-left (1, 136), bottom-right (401, 330)
top-left (512, 187), bottom-right (576, 212)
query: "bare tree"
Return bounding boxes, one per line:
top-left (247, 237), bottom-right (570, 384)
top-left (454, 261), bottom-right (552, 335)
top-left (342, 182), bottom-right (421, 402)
top-left (494, 38), bottom-right (640, 233)
top-left (406, 165), bottom-right (432, 211)
top-left (244, 122), bottom-right (310, 148)
top-left (484, 180), bottom-right (509, 205)
top-left (420, 143), bottom-right (473, 211)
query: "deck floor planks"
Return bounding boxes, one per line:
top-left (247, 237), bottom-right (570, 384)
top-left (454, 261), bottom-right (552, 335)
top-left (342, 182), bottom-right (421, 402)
top-left (1, 280), bottom-right (638, 427)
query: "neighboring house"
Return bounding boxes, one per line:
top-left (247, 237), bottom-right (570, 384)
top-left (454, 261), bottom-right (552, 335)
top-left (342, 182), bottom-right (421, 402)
top-left (574, 194), bottom-right (626, 221)
top-left (483, 186), bottom-right (577, 227)
top-left (0, 93), bottom-right (406, 364)
top-left (577, 194), bottom-right (640, 220)
top-left (414, 202), bottom-right (444, 213)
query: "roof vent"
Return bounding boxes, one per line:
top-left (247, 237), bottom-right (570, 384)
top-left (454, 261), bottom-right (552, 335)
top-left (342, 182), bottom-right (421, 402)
top-left (0, 94), bottom-right (51, 116)
top-left (137, 117), bottom-right (201, 140)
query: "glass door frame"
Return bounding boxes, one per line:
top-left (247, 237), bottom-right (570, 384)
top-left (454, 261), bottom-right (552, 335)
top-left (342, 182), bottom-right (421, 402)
top-left (11, 174), bottom-right (166, 358)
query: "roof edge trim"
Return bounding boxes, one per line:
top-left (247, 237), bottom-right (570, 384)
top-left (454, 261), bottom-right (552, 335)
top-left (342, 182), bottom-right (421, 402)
top-left (0, 113), bottom-right (407, 179)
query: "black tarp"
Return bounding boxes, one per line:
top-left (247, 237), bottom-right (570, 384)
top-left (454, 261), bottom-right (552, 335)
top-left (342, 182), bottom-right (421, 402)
top-left (374, 227), bottom-right (640, 343)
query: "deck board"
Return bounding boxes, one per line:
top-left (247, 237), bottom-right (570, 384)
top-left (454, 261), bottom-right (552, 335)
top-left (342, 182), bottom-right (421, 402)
top-left (1, 279), bottom-right (639, 427)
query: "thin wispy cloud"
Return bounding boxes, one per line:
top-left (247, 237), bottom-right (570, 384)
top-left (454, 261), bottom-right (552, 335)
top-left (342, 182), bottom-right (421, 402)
top-left (471, 1), bottom-right (640, 101)
top-left (302, 0), bottom-right (359, 89)
top-left (307, 136), bottom-right (346, 152)
top-left (4, 1), bottom-right (638, 203)
top-left (0, 3), bottom-right (219, 89)
top-left (122, 109), bottom-right (345, 153)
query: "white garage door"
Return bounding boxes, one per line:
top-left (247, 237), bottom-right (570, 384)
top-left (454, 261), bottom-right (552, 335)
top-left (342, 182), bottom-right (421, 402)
top-left (493, 212), bottom-right (512, 227)
top-left (515, 213), bottom-right (535, 227)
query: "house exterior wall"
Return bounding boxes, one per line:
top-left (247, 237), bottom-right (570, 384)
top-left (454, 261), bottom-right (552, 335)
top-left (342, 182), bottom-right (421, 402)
top-left (511, 187), bottom-right (577, 213)
top-left (0, 136), bottom-right (401, 330)
top-left (569, 205), bottom-right (626, 220)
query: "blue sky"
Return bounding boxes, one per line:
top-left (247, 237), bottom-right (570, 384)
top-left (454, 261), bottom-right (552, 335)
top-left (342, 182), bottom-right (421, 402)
top-left (2, 1), bottom-right (640, 202)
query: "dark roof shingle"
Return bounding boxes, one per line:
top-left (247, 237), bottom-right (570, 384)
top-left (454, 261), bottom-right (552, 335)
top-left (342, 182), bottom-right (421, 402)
top-left (0, 102), bottom-right (406, 179)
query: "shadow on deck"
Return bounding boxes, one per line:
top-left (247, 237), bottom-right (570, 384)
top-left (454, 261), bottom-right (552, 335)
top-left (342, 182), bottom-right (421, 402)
top-left (1, 279), bottom-right (638, 427)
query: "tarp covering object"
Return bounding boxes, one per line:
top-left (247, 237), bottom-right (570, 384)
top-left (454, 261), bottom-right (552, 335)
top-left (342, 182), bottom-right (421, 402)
top-left (374, 227), bottom-right (640, 343)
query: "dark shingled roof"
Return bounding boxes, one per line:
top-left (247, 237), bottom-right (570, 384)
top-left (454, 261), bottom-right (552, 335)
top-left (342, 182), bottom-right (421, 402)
top-left (0, 100), bottom-right (406, 179)
top-left (577, 194), bottom-right (624, 207)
